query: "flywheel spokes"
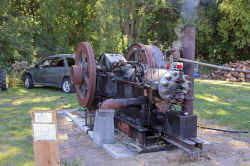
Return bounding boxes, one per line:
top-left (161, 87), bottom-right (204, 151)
top-left (71, 42), bottom-right (96, 109)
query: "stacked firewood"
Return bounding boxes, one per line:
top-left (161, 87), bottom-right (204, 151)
top-left (208, 61), bottom-right (250, 82)
top-left (12, 61), bottom-right (28, 73)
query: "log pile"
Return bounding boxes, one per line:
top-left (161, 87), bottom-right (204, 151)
top-left (208, 61), bottom-right (250, 82)
top-left (12, 61), bottom-right (28, 73)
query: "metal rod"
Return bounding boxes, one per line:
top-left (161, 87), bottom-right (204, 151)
top-left (177, 57), bottom-right (250, 74)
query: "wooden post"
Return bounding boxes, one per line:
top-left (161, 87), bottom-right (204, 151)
top-left (32, 111), bottom-right (60, 166)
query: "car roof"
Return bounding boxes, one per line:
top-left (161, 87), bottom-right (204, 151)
top-left (48, 54), bottom-right (74, 59)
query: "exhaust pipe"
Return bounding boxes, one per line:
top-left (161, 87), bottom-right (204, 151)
top-left (100, 97), bottom-right (146, 110)
top-left (183, 26), bottom-right (195, 115)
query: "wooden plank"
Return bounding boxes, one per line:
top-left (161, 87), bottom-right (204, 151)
top-left (32, 111), bottom-right (60, 166)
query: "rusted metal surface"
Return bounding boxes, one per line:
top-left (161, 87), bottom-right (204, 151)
top-left (182, 26), bottom-right (195, 115)
top-left (161, 135), bottom-right (201, 158)
top-left (127, 44), bottom-right (156, 67)
top-left (71, 65), bottom-right (83, 85)
top-left (161, 135), bottom-right (209, 158)
top-left (72, 42), bottom-right (96, 109)
top-left (100, 97), bottom-right (147, 110)
top-left (190, 137), bottom-right (210, 150)
top-left (117, 121), bottom-right (131, 136)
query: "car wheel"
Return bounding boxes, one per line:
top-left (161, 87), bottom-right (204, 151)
top-left (24, 75), bottom-right (33, 89)
top-left (62, 77), bottom-right (74, 93)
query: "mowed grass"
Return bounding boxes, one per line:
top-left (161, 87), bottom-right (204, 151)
top-left (0, 86), bottom-right (79, 166)
top-left (0, 80), bottom-right (250, 165)
top-left (194, 79), bottom-right (250, 130)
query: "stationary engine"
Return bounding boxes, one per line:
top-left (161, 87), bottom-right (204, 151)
top-left (71, 41), bottom-right (205, 155)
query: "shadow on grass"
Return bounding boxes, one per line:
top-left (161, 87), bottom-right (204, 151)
top-left (0, 80), bottom-right (249, 165)
top-left (0, 87), bottom-right (79, 166)
top-left (194, 80), bottom-right (250, 130)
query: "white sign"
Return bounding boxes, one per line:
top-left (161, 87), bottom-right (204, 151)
top-left (35, 112), bottom-right (53, 123)
top-left (33, 124), bottom-right (57, 141)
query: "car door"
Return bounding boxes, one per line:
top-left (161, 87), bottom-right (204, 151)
top-left (65, 57), bottom-right (75, 75)
top-left (45, 57), bottom-right (66, 86)
top-left (33, 58), bottom-right (51, 83)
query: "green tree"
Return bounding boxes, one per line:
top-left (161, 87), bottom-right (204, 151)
top-left (217, 0), bottom-right (250, 61)
top-left (1, 0), bottom-right (250, 69)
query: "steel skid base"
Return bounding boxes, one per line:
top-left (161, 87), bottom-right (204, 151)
top-left (83, 110), bottom-right (208, 157)
top-left (114, 115), bottom-right (208, 157)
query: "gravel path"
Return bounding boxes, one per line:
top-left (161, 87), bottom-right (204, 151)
top-left (58, 112), bottom-right (250, 166)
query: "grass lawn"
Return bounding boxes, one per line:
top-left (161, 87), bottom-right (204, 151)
top-left (194, 80), bottom-right (250, 130)
top-left (0, 87), bottom-right (79, 166)
top-left (0, 80), bottom-right (249, 166)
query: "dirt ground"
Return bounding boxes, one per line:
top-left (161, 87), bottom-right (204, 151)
top-left (57, 111), bottom-right (250, 166)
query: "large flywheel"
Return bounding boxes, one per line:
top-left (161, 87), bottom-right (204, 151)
top-left (127, 44), bottom-right (165, 68)
top-left (127, 44), bottom-right (156, 67)
top-left (71, 42), bottom-right (96, 109)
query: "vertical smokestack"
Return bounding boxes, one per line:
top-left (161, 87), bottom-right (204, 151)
top-left (183, 26), bottom-right (195, 115)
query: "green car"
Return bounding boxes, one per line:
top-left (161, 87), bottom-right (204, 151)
top-left (22, 54), bottom-right (75, 93)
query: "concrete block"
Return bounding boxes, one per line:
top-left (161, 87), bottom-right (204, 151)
top-left (93, 110), bottom-right (115, 147)
top-left (64, 115), bottom-right (73, 122)
top-left (64, 112), bottom-right (86, 130)
top-left (64, 111), bottom-right (138, 159)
